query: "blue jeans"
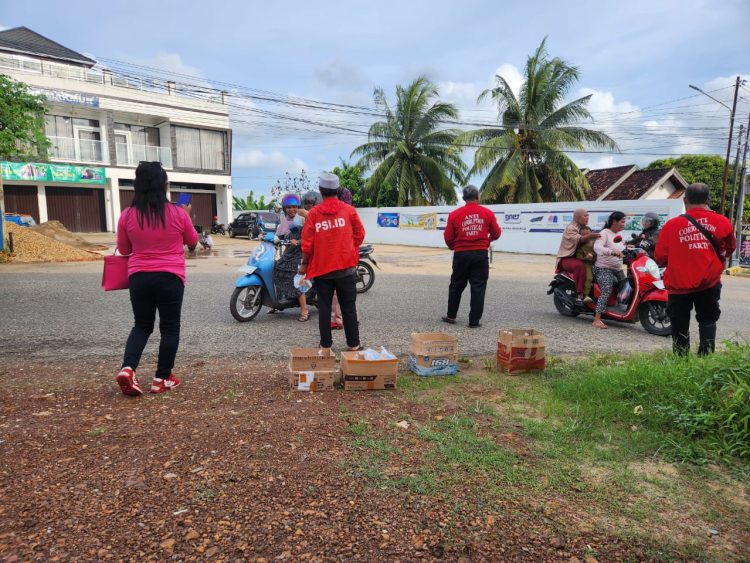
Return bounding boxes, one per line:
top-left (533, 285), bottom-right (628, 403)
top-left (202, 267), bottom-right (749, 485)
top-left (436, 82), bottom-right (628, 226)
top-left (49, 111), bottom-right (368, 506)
top-left (122, 272), bottom-right (185, 378)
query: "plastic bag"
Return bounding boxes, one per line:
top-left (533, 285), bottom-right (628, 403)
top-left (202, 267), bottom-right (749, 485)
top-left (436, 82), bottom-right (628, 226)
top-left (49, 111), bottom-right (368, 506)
top-left (617, 280), bottom-right (633, 305)
top-left (293, 274), bottom-right (313, 294)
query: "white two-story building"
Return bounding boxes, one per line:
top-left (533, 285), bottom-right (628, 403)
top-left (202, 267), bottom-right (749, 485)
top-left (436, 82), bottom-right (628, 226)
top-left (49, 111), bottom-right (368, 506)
top-left (0, 26), bottom-right (232, 232)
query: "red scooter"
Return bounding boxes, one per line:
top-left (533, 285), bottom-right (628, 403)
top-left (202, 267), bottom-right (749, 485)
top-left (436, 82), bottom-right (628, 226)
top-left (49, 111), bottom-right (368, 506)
top-left (547, 248), bottom-right (671, 335)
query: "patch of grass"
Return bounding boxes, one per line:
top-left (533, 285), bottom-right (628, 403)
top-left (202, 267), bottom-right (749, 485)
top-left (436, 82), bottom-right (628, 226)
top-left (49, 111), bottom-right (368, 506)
top-left (194, 484), bottom-right (216, 502)
top-left (88, 426), bottom-right (106, 438)
top-left (482, 358), bottom-right (494, 371)
top-left (347, 420), bottom-right (369, 436)
top-left (547, 342), bottom-right (750, 467)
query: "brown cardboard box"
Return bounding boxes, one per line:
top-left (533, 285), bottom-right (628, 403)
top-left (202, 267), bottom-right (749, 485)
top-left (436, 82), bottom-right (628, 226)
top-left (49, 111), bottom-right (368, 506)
top-left (289, 348), bottom-right (336, 372)
top-left (340, 351), bottom-right (398, 390)
top-left (289, 370), bottom-right (338, 392)
top-left (496, 329), bottom-right (546, 374)
top-left (410, 332), bottom-right (458, 356)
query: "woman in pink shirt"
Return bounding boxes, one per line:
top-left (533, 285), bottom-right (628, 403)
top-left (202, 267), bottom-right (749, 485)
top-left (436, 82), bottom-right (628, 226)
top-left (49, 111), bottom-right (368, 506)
top-left (592, 211), bottom-right (627, 329)
top-left (115, 162), bottom-right (198, 397)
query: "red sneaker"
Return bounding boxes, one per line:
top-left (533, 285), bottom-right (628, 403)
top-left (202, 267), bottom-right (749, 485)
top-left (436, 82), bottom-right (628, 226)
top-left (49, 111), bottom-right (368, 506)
top-left (150, 374), bottom-right (181, 394)
top-left (330, 322), bottom-right (344, 330)
top-left (116, 367), bottom-right (143, 397)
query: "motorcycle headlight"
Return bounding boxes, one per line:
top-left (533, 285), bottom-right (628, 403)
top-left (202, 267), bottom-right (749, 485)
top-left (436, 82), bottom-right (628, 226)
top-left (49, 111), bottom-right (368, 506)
top-left (644, 258), bottom-right (661, 280)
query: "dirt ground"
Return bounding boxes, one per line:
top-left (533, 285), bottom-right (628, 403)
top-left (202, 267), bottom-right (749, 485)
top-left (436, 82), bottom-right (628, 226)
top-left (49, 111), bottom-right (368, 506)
top-left (2, 357), bottom-right (746, 562)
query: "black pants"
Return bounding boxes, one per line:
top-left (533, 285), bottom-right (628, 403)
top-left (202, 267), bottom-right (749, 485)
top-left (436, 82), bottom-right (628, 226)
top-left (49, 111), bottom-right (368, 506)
top-left (316, 275), bottom-right (359, 349)
top-left (122, 272), bottom-right (185, 378)
top-left (667, 283), bottom-right (721, 356)
top-left (447, 250), bottom-right (490, 325)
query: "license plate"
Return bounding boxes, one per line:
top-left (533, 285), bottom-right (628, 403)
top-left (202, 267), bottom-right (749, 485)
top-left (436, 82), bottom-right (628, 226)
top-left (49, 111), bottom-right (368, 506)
top-left (238, 265), bottom-right (256, 275)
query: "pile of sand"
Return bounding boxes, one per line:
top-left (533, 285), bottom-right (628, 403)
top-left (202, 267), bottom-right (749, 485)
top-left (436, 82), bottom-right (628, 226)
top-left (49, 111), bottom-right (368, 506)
top-left (4, 223), bottom-right (102, 263)
top-left (31, 221), bottom-right (107, 250)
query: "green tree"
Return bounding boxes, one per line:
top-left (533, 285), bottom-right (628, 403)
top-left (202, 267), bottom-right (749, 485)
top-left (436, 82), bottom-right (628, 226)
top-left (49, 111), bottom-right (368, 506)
top-left (232, 191), bottom-right (275, 211)
top-left (1, 75), bottom-right (51, 248)
top-left (0, 75), bottom-right (50, 160)
top-left (459, 39), bottom-right (618, 203)
top-left (352, 76), bottom-right (466, 206)
top-left (644, 155), bottom-right (738, 216)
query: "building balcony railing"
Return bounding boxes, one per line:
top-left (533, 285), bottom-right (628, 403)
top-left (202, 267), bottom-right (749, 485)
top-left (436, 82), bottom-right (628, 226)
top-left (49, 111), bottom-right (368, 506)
top-left (0, 53), bottom-right (226, 105)
top-left (47, 135), bottom-right (107, 164)
top-left (115, 143), bottom-right (173, 169)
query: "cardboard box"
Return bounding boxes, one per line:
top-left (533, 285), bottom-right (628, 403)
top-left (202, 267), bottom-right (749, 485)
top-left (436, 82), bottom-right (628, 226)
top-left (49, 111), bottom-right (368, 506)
top-left (340, 351), bottom-right (398, 390)
top-left (289, 348), bottom-right (336, 372)
top-left (497, 329), bottom-right (546, 374)
top-left (409, 333), bottom-right (459, 376)
top-left (408, 353), bottom-right (459, 376)
top-left (289, 370), bottom-right (338, 392)
top-left (342, 373), bottom-right (397, 391)
top-left (410, 332), bottom-right (458, 356)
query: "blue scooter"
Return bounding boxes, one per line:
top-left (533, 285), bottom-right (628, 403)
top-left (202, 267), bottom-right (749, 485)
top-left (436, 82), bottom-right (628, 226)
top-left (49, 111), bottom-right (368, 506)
top-left (230, 233), bottom-right (316, 322)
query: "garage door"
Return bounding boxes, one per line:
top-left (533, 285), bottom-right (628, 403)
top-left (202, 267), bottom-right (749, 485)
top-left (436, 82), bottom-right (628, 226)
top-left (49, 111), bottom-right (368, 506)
top-left (3, 185), bottom-right (40, 223)
top-left (46, 186), bottom-right (106, 232)
top-left (119, 189), bottom-right (134, 211)
top-left (170, 191), bottom-right (216, 230)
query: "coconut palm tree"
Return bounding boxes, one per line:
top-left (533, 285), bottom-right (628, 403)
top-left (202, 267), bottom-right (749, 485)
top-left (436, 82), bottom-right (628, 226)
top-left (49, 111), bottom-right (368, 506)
top-left (352, 76), bottom-right (467, 206)
top-left (460, 39), bottom-right (618, 203)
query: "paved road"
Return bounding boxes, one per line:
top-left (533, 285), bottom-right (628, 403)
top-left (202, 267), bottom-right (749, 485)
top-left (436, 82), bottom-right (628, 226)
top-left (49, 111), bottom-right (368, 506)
top-left (1, 252), bottom-right (749, 363)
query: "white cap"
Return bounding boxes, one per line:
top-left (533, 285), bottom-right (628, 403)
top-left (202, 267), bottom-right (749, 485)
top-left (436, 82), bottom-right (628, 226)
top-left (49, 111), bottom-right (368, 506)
top-left (318, 173), bottom-right (340, 190)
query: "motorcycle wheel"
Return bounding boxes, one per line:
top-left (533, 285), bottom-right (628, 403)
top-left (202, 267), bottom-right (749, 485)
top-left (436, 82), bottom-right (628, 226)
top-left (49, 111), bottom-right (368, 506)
top-left (355, 261), bottom-right (375, 293)
top-left (553, 286), bottom-right (579, 317)
top-left (638, 302), bottom-right (672, 336)
top-left (230, 286), bottom-right (263, 322)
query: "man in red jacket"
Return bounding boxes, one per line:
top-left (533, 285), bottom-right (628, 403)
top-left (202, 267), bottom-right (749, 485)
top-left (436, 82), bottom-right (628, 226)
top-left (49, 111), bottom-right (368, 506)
top-left (442, 185), bottom-right (502, 327)
top-left (300, 173), bottom-right (365, 351)
top-left (655, 183), bottom-right (737, 355)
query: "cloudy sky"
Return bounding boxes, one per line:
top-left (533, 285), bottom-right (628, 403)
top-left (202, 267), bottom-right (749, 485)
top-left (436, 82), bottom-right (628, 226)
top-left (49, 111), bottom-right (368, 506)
top-left (3, 0), bottom-right (750, 198)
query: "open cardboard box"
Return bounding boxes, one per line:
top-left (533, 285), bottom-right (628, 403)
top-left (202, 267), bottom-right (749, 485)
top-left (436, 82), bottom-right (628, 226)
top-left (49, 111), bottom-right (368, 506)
top-left (497, 329), bottom-right (546, 374)
top-left (289, 370), bottom-right (338, 392)
top-left (340, 350), bottom-right (398, 390)
top-left (289, 348), bottom-right (337, 372)
top-left (409, 332), bottom-right (458, 356)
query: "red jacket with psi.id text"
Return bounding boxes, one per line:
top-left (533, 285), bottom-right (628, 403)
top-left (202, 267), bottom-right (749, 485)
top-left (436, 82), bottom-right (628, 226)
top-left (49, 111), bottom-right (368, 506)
top-left (301, 197), bottom-right (365, 279)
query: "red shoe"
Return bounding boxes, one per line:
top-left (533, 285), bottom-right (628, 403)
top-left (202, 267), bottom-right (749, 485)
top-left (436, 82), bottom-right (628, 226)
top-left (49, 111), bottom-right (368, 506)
top-left (150, 374), bottom-right (181, 394)
top-left (116, 367), bottom-right (143, 397)
top-left (330, 322), bottom-right (344, 330)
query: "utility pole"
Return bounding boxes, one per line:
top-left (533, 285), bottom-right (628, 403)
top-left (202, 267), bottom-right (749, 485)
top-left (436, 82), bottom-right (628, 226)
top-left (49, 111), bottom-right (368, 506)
top-left (689, 77), bottom-right (743, 215)
top-left (729, 123), bottom-right (746, 222)
top-left (720, 76), bottom-right (741, 216)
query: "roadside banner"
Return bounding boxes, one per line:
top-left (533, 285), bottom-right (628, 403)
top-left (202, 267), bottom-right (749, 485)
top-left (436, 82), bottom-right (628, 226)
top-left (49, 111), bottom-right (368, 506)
top-left (377, 213), bottom-right (399, 228)
top-left (740, 224), bottom-right (750, 268)
top-left (1, 162), bottom-right (106, 185)
top-left (399, 212), bottom-right (436, 230)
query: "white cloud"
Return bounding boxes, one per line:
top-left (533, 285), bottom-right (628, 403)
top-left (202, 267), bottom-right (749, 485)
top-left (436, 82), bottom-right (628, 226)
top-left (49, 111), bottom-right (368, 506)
top-left (233, 149), bottom-right (306, 172)
top-left (314, 60), bottom-right (368, 89)
top-left (438, 63), bottom-right (524, 117)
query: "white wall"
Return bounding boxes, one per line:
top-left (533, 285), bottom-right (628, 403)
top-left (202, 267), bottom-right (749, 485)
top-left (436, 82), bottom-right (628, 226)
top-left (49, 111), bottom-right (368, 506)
top-left (358, 199), bottom-right (685, 255)
top-left (645, 178), bottom-right (676, 200)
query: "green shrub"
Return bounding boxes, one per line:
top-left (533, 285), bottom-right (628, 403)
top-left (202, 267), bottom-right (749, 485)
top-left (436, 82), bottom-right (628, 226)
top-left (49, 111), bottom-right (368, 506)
top-left (548, 343), bottom-right (750, 466)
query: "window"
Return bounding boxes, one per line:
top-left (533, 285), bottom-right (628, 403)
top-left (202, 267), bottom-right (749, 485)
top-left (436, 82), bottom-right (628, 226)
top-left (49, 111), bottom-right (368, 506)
top-left (174, 126), bottom-right (226, 171)
top-left (44, 115), bottom-right (102, 162)
top-left (114, 123), bottom-right (160, 147)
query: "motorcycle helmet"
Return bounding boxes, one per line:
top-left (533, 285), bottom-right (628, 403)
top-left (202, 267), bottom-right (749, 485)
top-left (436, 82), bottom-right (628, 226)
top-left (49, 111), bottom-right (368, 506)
top-left (281, 193), bottom-right (301, 210)
top-left (302, 190), bottom-right (322, 208)
top-left (642, 212), bottom-right (660, 230)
